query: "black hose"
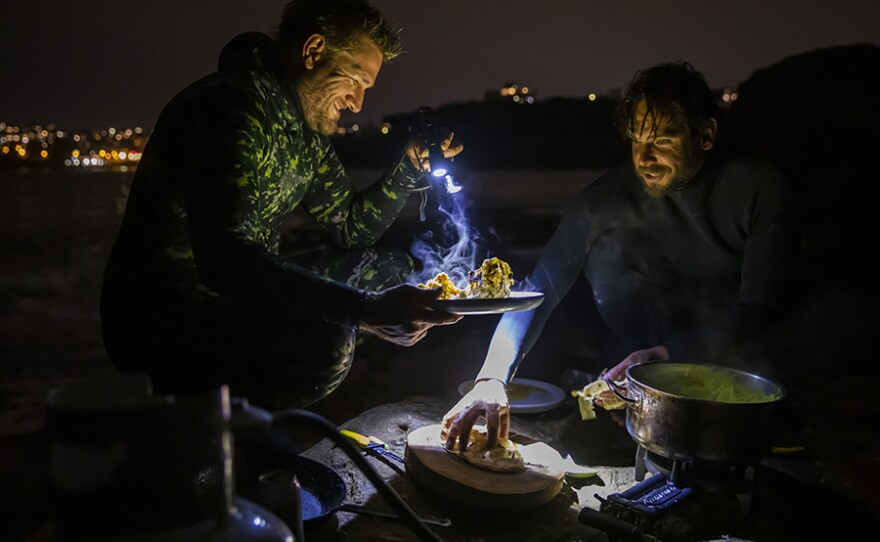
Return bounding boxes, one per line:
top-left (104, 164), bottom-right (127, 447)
top-left (272, 409), bottom-right (445, 542)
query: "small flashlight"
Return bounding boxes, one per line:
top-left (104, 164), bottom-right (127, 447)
top-left (418, 107), bottom-right (460, 194)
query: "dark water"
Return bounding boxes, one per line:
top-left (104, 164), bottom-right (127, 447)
top-left (0, 168), bottom-right (131, 347)
top-left (0, 168), bottom-right (132, 434)
top-left (0, 166), bottom-right (601, 435)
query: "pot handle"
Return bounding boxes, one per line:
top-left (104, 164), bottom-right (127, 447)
top-left (606, 378), bottom-right (636, 403)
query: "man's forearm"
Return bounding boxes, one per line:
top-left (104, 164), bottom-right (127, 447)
top-left (475, 310), bottom-right (536, 384)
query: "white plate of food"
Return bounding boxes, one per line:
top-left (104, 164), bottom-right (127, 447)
top-left (437, 291), bottom-right (544, 315)
top-left (457, 377), bottom-right (566, 414)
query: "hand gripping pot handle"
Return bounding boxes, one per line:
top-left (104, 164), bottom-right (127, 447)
top-left (606, 378), bottom-right (636, 403)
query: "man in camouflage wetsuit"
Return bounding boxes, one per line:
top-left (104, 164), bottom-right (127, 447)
top-left (100, 0), bottom-right (462, 408)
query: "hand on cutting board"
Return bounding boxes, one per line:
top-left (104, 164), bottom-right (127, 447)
top-left (405, 128), bottom-right (464, 171)
top-left (603, 345), bottom-right (670, 382)
top-left (442, 378), bottom-right (510, 451)
top-left (358, 284), bottom-right (461, 347)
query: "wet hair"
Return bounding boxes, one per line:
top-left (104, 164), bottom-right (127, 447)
top-left (615, 62), bottom-right (719, 140)
top-left (275, 0), bottom-right (403, 62)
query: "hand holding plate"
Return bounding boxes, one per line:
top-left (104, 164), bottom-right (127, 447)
top-left (358, 284), bottom-right (461, 347)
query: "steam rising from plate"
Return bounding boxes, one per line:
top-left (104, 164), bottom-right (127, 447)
top-left (409, 192), bottom-right (479, 287)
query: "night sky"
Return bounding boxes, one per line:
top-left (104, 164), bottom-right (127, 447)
top-left (2, 0), bottom-right (877, 129)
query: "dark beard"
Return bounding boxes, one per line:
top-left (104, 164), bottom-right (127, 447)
top-left (638, 165), bottom-right (673, 198)
top-left (638, 150), bottom-right (704, 198)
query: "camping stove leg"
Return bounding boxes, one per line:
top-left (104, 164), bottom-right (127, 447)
top-left (634, 445), bottom-right (647, 481)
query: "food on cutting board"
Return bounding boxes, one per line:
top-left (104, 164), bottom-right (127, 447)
top-left (418, 257), bottom-right (514, 299)
top-left (450, 427), bottom-right (525, 473)
top-left (571, 378), bottom-right (627, 421)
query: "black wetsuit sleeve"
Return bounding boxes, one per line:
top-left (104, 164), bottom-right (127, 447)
top-left (476, 188), bottom-right (594, 383)
top-left (178, 83), bottom-right (365, 325)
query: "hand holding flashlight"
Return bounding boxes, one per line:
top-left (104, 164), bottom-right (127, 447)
top-left (405, 107), bottom-right (464, 192)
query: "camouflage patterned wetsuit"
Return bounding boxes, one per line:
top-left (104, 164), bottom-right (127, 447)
top-left (100, 33), bottom-right (423, 408)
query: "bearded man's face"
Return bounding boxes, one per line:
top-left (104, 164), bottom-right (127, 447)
top-left (628, 99), bottom-right (714, 197)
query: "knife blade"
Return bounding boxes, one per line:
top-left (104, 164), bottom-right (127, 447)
top-left (340, 429), bottom-right (406, 464)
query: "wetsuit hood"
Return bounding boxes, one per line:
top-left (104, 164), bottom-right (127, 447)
top-left (217, 31), bottom-right (306, 121)
top-left (218, 31), bottom-right (276, 74)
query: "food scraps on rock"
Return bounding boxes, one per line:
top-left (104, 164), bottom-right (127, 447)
top-left (571, 378), bottom-right (628, 421)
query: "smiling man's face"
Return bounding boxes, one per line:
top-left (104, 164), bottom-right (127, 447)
top-left (628, 99), bottom-right (714, 198)
top-left (297, 34), bottom-right (383, 136)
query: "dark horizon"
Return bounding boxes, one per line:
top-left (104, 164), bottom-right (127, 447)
top-left (2, 0), bottom-right (877, 129)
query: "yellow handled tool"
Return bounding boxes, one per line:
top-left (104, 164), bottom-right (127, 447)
top-left (340, 429), bottom-right (405, 464)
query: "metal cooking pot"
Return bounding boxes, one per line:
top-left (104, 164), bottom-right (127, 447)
top-left (612, 362), bottom-right (786, 463)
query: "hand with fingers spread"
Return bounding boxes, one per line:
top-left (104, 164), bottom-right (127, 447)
top-left (405, 127), bottom-right (464, 173)
top-left (441, 378), bottom-right (510, 452)
top-left (358, 283), bottom-right (461, 346)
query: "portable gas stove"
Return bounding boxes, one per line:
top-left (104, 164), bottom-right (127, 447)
top-left (634, 445), bottom-right (756, 494)
top-left (594, 471), bottom-right (694, 530)
top-left (583, 446), bottom-right (757, 540)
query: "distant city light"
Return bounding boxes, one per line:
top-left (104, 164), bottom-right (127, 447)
top-left (588, 93), bottom-right (597, 101)
top-left (721, 88), bottom-right (739, 103)
top-left (0, 122), bottom-right (151, 167)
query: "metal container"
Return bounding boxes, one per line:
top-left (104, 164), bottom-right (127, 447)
top-left (46, 374), bottom-right (295, 542)
top-left (615, 362), bottom-right (786, 463)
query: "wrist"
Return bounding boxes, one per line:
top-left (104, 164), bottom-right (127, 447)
top-left (389, 152), bottom-right (426, 191)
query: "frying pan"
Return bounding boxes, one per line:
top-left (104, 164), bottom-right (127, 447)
top-left (234, 442), bottom-right (346, 522)
top-left (234, 441), bottom-right (451, 528)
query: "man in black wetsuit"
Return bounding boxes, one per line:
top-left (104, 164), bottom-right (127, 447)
top-left (443, 63), bottom-right (794, 449)
top-left (100, 0), bottom-right (462, 408)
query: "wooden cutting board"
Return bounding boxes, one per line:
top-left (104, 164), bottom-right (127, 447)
top-left (405, 424), bottom-right (565, 511)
